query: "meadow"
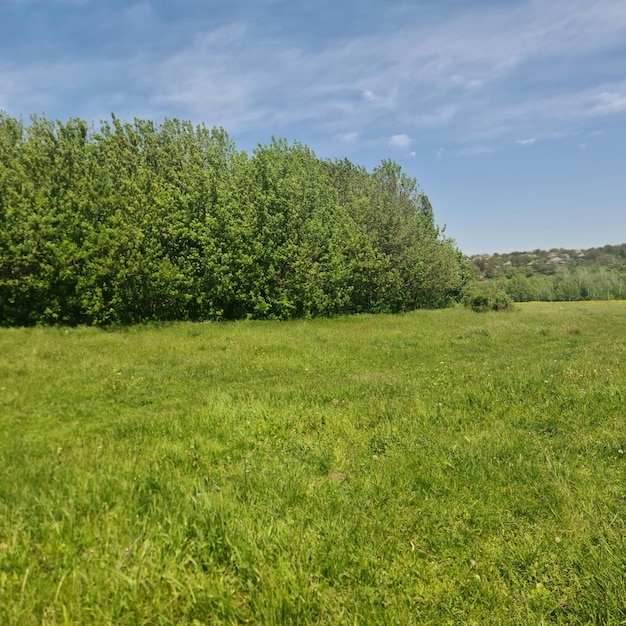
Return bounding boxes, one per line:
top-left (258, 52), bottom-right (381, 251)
top-left (0, 302), bottom-right (625, 624)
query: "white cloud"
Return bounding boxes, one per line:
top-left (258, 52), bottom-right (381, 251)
top-left (589, 91), bottom-right (626, 115)
top-left (361, 88), bottom-right (396, 109)
top-left (388, 134), bottom-right (412, 149)
top-left (516, 138), bottom-right (536, 145)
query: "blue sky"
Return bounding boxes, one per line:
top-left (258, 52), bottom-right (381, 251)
top-left (1, 0), bottom-right (625, 255)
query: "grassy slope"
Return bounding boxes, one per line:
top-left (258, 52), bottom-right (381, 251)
top-left (0, 303), bottom-right (625, 624)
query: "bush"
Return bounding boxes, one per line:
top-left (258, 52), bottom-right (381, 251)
top-left (492, 290), bottom-right (514, 311)
top-left (463, 285), bottom-right (514, 312)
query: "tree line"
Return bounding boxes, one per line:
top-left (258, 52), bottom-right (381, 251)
top-left (471, 244), bottom-right (626, 278)
top-left (0, 113), bottom-right (468, 325)
top-left (500, 266), bottom-right (624, 302)
top-left (470, 246), bottom-right (626, 302)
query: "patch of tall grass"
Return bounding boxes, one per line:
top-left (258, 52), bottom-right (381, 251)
top-left (1, 303), bottom-right (625, 623)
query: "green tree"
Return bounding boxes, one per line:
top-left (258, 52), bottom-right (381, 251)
top-left (0, 112), bottom-right (467, 325)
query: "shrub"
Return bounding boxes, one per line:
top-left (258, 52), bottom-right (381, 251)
top-left (463, 285), bottom-right (514, 312)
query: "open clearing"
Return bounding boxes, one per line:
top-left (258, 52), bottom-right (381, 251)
top-left (1, 303), bottom-right (625, 624)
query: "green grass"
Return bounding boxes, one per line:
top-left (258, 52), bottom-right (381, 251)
top-left (1, 302), bottom-right (625, 624)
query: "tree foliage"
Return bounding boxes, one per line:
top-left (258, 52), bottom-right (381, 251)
top-left (469, 244), bottom-right (626, 302)
top-left (0, 113), bottom-right (468, 325)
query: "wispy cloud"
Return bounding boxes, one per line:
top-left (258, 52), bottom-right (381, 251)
top-left (588, 90), bottom-right (626, 115)
top-left (2, 0), bottom-right (626, 152)
top-left (143, 0), bottom-right (626, 145)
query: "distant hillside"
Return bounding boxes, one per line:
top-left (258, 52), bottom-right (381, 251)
top-left (470, 243), bottom-right (626, 279)
top-left (468, 244), bottom-right (626, 302)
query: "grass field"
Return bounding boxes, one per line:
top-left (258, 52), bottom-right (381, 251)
top-left (1, 303), bottom-right (625, 624)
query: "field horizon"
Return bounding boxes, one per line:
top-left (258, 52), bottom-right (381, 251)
top-left (1, 303), bottom-right (625, 624)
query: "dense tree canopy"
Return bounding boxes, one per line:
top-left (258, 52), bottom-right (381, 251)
top-left (0, 113), bottom-right (467, 325)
